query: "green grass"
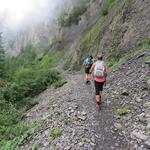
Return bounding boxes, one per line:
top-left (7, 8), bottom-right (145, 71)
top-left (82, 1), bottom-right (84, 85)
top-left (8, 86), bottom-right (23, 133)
top-left (63, 56), bottom-right (73, 70)
top-left (102, 0), bottom-right (117, 16)
top-left (0, 116), bottom-right (48, 150)
top-left (145, 56), bottom-right (150, 61)
top-left (138, 117), bottom-right (147, 125)
top-left (50, 129), bottom-right (63, 138)
top-left (36, 50), bottom-right (64, 69)
top-left (3, 50), bottom-right (64, 105)
top-left (0, 101), bottom-right (28, 150)
top-left (108, 40), bottom-right (150, 69)
top-left (0, 47), bottom-right (65, 149)
top-left (144, 103), bottom-right (150, 108)
top-left (79, 0), bottom-right (121, 56)
top-left (32, 144), bottom-right (40, 150)
top-left (53, 80), bottom-right (67, 89)
top-left (117, 108), bottom-right (129, 116)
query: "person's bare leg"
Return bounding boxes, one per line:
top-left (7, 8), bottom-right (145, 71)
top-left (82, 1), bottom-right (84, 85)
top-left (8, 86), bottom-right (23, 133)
top-left (85, 74), bottom-right (88, 81)
top-left (87, 74), bottom-right (91, 81)
top-left (99, 91), bottom-right (102, 103)
top-left (96, 95), bottom-right (100, 105)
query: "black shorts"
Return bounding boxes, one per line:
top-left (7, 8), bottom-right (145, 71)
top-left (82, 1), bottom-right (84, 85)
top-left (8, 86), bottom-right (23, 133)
top-left (85, 66), bottom-right (91, 74)
top-left (94, 81), bottom-right (105, 95)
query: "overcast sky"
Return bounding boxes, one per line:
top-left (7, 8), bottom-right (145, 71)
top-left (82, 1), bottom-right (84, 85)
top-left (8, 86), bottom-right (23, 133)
top-left (0, 0), bottom-right (65, 31)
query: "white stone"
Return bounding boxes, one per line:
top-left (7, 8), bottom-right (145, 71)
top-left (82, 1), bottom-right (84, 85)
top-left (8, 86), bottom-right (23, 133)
top-left (131, 131), bottom-right (148, 141)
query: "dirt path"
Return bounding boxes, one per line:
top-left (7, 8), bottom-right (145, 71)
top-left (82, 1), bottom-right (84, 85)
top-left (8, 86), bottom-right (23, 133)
top-left (20, 73), bottom-right (128, 150)
top-left (20, 52), bottom-right (150, 150)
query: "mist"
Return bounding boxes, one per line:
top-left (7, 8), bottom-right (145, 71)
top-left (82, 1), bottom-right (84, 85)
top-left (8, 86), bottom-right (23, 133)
top-left (0, 0), bottom-right (67, 31)
top-left (0, 0), bottom-right (81, 53)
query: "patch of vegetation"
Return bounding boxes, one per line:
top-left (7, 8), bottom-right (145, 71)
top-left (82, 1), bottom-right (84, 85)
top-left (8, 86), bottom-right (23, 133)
top-left (145, 55), bottom-right (150, 61)
top-left (0, 45), bottom-right (64, 149)
top-left (32, 144), bottom-right (40, 150)
top-left (58, 3), bottom-right (87, 27)
top-left (63, 56), bottom-right (73, 70)
top-left (50, 129), bottom-right (63, 138)
top-left (102, 9), bottom-right (108, 16)
top-left (108, 40), bottom-right (150, 69)
top-left (53, 80), bottom-right (67, 89)
top-left (3, 50), bottom-right (64, 106)
top-left (0, 101), bottom-right (28, 149)
top-left (102, 0), bottom-right (117, 16)
top-left (138, 116), bottom-right (147, 125)
top-left (79, 0), bottom-right (120, 57)
top-left (144, 102), bottom-right (150, 108)
top-left (117, 108), bottom-right (129, 116)
top-left (0, 114), bottom-right (48, 149)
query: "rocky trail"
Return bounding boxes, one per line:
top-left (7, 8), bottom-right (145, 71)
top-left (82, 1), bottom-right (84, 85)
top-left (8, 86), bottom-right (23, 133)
top-left (20, 52), bottom-right (150, 150)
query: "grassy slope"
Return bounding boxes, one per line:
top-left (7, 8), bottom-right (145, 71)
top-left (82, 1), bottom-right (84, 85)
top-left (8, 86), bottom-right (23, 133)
top-left (74, 0), bottom-right (150, 70)
top-left (0, 49), bottom-right (65, 150)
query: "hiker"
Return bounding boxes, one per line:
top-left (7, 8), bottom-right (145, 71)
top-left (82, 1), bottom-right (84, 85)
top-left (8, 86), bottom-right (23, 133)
top-left (82, 55), bottom-right (93, 84)
top-left (89, 54), bottom-right (109, 105)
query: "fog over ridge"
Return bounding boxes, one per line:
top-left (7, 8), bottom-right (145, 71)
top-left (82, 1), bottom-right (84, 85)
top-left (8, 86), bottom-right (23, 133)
top-left (0, 0), bottom-right (81, 53)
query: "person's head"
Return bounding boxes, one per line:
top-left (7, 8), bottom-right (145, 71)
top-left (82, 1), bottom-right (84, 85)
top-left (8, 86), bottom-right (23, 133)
top-left (89, 55), bottom-right (93, 59)
top-left (97, 54), bottom-right (103, 60)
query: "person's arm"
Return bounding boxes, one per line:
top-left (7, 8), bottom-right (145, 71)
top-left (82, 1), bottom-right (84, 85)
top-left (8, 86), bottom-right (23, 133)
top-left (104, 64), bottom-right (109, 78)
top-left (89, 63), bottom-right (95, 74)
top-left (82, 59), bottom-right (86, 67)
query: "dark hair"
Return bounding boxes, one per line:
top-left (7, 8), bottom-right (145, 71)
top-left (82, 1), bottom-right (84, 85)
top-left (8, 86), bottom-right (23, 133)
top-left (97, 54), bottom-right (103, 60)
top-left (89, 55), bottom-right (93, 59)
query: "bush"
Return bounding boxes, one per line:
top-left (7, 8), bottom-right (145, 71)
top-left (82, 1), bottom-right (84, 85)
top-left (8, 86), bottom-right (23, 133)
top-left (0, 102), bottom-right (28, 144)
top-left (0, 47), bottom-right (64, 149)
top-left (50, 129), bottom-right (63, 138)
top-left (3, 69), bottom-right (61, 103)
top-left (53, 80), bottom-right (67, 89)
top-left (3, 49), bottom-right (64, 105)
top-left (102, 0), bottom-right (117, 16)
top-left (117, 108), bottom-right (129, 116)
top-left (102, 9), bottom-right (108, 16)
top-left (0, 140), bottom-right (17, 150)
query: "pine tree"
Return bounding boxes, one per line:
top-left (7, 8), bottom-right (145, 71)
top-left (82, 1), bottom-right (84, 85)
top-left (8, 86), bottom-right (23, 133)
top-left (0, 32), bottom-right (5, 77)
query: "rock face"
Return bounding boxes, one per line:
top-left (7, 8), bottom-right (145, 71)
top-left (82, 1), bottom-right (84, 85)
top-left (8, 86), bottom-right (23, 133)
top-left (77, 0), bottom-right (150, 61)
top-left (3, 0), bottom-right (150, 64)
top-left (3, 0), bottom-right (85, 55)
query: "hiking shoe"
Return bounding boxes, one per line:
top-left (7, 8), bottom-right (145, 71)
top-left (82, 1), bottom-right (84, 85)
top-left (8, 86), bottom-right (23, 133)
top-left (86, 80), bottom-right (90, 84)
top-left (96, 101), bottom-right (101, 105)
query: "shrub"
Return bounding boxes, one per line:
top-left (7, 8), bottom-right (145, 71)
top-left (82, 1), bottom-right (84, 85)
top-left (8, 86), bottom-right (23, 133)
top-left (50, 129), bottom-right (63, 138)
top-left (53, 80), bottom-right (67, 88)
top-left (3, 49), bottom-right (64, 105)
top-left (1, 47), bottom-right (64, 149)
top-left (102, 0), bottom-right (117, 16)
top-left (117, 108), bottom-right (129, 116)
top-left (0, 140), bottom-right (17, 150)
top-left (0, 102), bottom-right (28, 143)
top-left (102, 9), bottom-right (108, 16)
top-left (3, 69), bottom-right (61, 103)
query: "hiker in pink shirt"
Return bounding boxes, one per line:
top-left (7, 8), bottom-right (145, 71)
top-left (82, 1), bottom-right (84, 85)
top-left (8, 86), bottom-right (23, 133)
top-left (89, 54), bottom-right (109, 105)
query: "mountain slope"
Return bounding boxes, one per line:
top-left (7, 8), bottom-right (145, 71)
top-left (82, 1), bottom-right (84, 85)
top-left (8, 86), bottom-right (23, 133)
top-left (20, 50), bottom-right (150, 150)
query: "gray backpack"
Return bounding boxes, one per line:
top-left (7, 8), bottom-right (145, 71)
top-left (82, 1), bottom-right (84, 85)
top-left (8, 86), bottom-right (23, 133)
top-left (94, 61), bottom-right (105, 77)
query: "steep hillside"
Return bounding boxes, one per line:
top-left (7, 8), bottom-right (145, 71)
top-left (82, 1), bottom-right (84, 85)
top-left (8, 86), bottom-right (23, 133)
top-left (19, 50), bottom-right (150, 150)
top-left (68, 0), bottom-right (150, 69)
top-left (0, 0), bottom-right (149, 149)
top-left (3, 0), bottom-right (83, 56)
top-left (32, 0), bottom-right (149, 70)
top-left (4, 0), bottom-right (149, 68)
